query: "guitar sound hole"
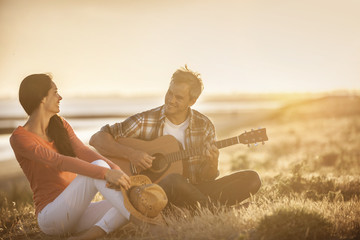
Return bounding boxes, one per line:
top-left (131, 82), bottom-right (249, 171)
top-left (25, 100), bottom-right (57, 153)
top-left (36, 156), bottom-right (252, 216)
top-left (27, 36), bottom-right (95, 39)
top-left (151, 153), bottom-right (167, 172)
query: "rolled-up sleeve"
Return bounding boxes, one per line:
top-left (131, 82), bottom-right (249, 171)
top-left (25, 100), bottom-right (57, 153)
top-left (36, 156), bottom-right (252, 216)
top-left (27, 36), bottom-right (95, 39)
top-left (100, 123), bottom-right (121, 139)
top-left (100, 114), bottom-right (143, 140)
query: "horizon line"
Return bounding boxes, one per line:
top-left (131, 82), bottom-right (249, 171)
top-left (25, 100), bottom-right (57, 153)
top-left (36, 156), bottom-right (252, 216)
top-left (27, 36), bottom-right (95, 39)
top-left (0, 89), bottom-right (359, 100)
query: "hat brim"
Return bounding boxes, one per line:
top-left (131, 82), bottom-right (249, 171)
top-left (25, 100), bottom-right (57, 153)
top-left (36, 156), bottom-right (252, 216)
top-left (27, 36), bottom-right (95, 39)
top-left (121, 175), bottom-right (166, 226)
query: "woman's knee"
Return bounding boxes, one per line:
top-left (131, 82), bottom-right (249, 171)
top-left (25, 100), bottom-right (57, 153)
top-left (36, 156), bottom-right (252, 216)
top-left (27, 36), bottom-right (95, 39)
top-left (38, 213), bottom-right (72, 236)
top-left (91, 159), bottom-right (110, 169)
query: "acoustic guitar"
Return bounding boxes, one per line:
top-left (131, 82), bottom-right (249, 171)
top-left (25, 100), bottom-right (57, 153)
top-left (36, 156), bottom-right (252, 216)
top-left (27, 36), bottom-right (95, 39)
top-left (106, 128), bottom-right (268, 183)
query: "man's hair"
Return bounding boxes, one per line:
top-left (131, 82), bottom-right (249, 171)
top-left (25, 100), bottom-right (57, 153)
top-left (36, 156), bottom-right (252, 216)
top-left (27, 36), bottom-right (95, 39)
top-left (170, 65), bottom-right (204, 100)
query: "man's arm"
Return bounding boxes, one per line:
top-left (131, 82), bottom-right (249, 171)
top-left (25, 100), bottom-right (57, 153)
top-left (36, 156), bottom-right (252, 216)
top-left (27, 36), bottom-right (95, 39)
top-left (198, 119), bottom-right (220, 181)
top-left (204, 143), bottom-right (220, 177)
top-left (89, 130), bottom-right (154, 170)
top-left (90, 130), bottom-right (131, 158)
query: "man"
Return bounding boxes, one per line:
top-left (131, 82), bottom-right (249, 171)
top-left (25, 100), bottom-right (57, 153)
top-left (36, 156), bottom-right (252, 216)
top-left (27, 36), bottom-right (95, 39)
top-left (90, 65), bottom-right (261, 208)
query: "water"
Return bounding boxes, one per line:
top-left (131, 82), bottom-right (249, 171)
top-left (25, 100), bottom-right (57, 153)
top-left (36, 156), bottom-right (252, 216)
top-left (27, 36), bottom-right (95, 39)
top-left (0, 97), bottom-right (282, 162)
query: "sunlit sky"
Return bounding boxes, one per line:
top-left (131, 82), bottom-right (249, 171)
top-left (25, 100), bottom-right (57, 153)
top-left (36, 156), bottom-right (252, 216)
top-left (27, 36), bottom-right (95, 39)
top-left (1, 0), bottom-right (360, 98)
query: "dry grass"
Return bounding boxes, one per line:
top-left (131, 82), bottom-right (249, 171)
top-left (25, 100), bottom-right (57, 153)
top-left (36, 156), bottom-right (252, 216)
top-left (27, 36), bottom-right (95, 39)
top-left (1, 95), bottom-right (360, 240)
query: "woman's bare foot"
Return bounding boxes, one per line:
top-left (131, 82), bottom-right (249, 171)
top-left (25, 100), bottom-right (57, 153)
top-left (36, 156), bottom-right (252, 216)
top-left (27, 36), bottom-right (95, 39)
top-left (67, 226), bottom-right (106, 240)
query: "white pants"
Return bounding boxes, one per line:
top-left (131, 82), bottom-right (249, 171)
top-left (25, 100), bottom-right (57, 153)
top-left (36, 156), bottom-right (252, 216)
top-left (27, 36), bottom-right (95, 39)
top-left (37, 160), bottom-right (130, 235)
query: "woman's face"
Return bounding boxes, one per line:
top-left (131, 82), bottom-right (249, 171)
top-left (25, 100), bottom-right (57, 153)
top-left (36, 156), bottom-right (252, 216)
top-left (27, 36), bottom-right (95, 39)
top-left (43, 81), bottom-right (62, 114)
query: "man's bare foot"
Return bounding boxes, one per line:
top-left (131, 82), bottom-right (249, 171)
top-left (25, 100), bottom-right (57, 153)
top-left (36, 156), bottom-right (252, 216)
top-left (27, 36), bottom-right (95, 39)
top-left (67, 226), bottom-right (106, 240)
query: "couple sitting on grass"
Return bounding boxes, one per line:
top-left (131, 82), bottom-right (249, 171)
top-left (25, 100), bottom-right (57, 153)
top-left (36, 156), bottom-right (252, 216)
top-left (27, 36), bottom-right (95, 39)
top-left (10, 66), bottom-right (261, 239)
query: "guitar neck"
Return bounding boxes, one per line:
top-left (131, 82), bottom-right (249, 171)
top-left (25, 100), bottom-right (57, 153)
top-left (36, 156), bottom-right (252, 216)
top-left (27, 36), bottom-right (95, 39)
top-left (215, 136), bottom-right (240, 149)
top-left (165, 136), bottom-right (240, 163)
top-left (164, 128), bottom-right (268, 164)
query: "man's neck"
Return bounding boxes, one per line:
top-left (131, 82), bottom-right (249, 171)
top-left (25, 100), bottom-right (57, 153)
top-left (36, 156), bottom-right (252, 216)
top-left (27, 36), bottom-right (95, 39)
top-left (165, 109), bottom-right (190, 125)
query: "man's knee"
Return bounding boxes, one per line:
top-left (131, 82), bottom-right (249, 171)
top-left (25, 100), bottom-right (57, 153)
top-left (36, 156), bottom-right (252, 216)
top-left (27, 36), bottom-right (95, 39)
top-left (232, 170), bottom-right (261, 193)
top-left (158, 173), bottom-right (186, 190)
top-left (247, 170), bottom-right (261, 193)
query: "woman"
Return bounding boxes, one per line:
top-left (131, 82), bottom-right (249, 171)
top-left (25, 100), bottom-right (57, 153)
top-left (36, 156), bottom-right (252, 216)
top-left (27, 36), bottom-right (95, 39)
top-left (10, 73), bottom-right (133, 240)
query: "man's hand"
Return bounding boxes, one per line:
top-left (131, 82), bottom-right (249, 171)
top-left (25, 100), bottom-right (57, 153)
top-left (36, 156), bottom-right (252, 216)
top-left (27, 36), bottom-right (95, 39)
top-left (201, 143), bottom-right (220, 180)
top-left (129, 149), bottom-right (155, 170)
top-left (104, 169), bottom-right (131, 190)
top-left (204, 143), bottom-right (219, 166)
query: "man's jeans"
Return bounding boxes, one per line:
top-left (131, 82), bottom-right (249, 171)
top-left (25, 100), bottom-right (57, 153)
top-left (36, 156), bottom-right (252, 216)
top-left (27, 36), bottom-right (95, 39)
top-left (158, 170), bottom-right (261, 208)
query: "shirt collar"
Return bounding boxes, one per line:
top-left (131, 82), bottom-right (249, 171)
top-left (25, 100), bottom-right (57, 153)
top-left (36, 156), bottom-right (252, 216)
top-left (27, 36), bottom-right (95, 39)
top-left (159, 105), bottom-right (166, 121)
top-left (160, 105), bottom-right (194, 129)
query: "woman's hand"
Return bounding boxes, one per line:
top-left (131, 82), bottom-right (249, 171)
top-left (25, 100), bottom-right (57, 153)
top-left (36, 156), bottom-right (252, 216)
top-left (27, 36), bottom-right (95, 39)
top-left (104, 169), bottom-right (131, 190)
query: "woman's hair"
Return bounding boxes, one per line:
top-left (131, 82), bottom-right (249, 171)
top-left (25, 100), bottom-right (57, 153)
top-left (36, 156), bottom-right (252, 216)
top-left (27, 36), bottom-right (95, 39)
top-left (19, 74), bottom-right (52, 116)
top-left (19, 74), bottom-right (75, 157)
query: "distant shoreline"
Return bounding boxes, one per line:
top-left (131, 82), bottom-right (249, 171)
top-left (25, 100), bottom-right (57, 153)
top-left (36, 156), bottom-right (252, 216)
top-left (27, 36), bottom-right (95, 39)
top-left (0, 114), bottom-right (132, 134)
top-left (0, 128), bottom-right (16, 134)
top-left (0, 108), bottom-right (273, 134)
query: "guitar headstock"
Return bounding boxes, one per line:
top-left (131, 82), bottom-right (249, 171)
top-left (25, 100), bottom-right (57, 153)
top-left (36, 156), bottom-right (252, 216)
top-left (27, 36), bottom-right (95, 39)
top-left (238, 128), bottom-right (268, 146)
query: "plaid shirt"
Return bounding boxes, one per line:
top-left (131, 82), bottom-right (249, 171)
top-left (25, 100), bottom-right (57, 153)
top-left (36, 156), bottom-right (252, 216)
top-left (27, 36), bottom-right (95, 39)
top-left (100, 105), bottom-right (219, 184)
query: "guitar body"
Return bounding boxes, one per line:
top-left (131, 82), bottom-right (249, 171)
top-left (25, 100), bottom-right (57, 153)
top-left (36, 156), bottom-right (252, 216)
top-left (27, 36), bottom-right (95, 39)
top-left (107, 135), bottom-right (183, 183)
top-left (103, 128), bottom-right (268, 183)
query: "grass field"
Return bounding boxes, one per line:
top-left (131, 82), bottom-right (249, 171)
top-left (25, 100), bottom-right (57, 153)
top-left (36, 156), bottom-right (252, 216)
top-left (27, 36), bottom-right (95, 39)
top-left (1, 95), bottom-right (360, 240)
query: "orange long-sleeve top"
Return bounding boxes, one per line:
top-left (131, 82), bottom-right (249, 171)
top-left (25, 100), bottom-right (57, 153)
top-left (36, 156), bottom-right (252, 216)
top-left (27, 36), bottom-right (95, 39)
top-left (9, 118), bottom-right (120, 216)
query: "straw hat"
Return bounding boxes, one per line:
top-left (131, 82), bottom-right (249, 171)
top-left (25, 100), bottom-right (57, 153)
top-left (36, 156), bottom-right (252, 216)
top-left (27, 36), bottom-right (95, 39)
top-left (121, 175), bottom-right (168, 225)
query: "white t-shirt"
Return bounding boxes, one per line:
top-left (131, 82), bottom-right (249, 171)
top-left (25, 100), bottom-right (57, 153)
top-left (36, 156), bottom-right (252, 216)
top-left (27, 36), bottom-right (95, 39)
top-left (163, 116), bottom-right (190, 149)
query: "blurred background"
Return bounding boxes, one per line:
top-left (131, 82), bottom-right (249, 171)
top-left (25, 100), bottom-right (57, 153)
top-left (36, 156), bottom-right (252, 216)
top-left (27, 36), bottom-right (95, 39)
top-left (1, 0), bottom-right (360, 97)
top-left (2, 1), bottom-right (360, 238)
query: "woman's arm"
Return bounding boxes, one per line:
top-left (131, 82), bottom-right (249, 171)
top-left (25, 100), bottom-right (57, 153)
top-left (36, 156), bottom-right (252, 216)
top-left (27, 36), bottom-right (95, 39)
top-left (62, 119), bottom-right (120, 170)
top-left (11, 131), bottom-right (130, 189)
top-left (10, 132), bottom-right (110, 180)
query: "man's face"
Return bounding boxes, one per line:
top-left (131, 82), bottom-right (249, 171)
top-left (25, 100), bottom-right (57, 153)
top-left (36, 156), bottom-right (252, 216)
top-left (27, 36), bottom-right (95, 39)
top-left (164, 82), bottom-right (196, 117)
